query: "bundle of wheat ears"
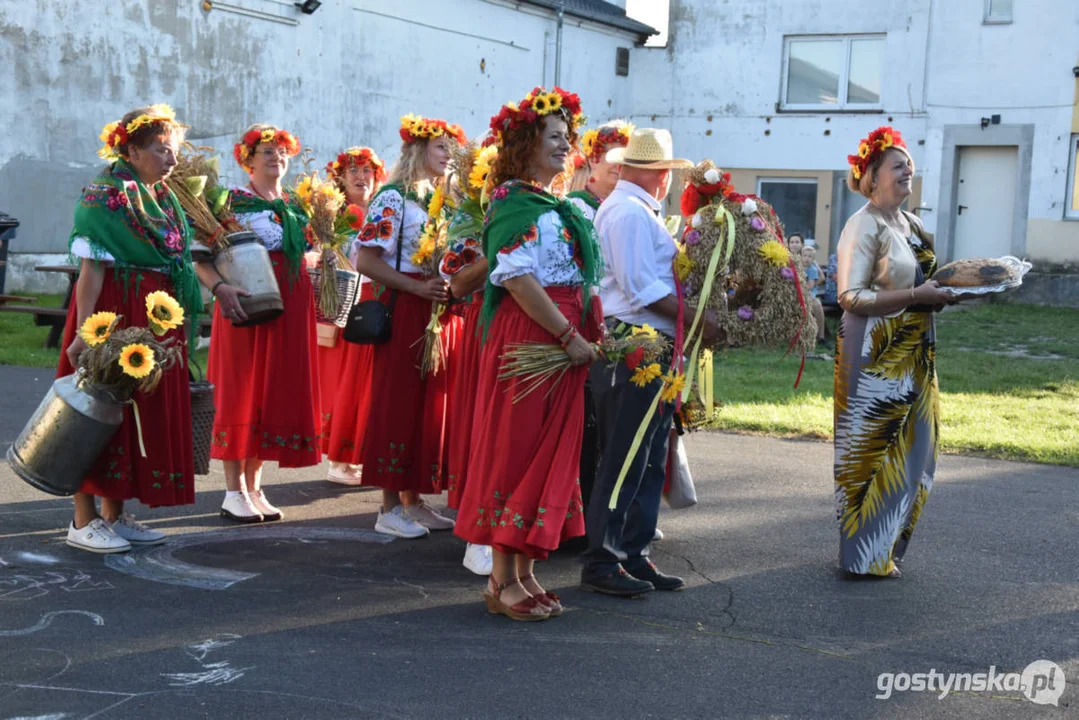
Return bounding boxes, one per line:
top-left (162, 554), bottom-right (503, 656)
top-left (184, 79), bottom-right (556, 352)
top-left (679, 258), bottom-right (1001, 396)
top-left (164, 144), bottom-right (243, 252)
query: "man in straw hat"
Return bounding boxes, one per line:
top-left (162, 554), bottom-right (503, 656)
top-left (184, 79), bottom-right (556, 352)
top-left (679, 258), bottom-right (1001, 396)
top-left (580, 128), bottom-right (719, 597)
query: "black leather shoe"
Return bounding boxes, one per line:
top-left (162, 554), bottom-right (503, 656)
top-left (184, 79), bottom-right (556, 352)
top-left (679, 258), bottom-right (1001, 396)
top-left (580, 568), bottom-right (654, 597)
top-left (625, 561), bottom-right (685, 591)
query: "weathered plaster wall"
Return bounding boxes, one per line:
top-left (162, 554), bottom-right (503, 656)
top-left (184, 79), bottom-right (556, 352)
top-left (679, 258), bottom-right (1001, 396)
top-left (633, 0), bottom-right (1079, 263)
top-left (0, 0), bottom-right (643, 291)
top-left (630, 0), bottom-right (933, 172)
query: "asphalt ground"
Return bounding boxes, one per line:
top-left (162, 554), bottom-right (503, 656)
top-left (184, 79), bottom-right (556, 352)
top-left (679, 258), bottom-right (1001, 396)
top-left (0, 365), bottom-right (1075, 719)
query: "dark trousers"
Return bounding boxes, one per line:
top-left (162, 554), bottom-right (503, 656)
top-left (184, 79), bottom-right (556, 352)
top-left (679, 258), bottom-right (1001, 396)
top-left (582, 358), bottom-right (675, 579)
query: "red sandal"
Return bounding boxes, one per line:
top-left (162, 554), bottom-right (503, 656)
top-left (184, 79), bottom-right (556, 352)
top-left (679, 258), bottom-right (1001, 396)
top-left (483, 577), bottom-right (550, 622)
top-left (519, 573), bottom-right (563, 617)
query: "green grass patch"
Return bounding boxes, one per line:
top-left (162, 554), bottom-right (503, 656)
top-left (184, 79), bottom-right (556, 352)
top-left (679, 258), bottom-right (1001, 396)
top-left (0, 292), bottom-right (210, 372)
top-left (0, 293), bottom-right (64, 368)
top-left (709, 302), bottom-right (1079, 467)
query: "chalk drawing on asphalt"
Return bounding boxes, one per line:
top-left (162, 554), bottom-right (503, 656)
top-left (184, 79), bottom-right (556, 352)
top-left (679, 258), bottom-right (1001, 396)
top-left (104, 526), bottom-right (393, 590)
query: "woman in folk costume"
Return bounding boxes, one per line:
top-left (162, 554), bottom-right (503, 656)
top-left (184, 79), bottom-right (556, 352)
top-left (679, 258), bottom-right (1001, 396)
top-left (320, 147), bottom-right (386, 484)
top-left (454, 86), bottom-right (603, 621)
top-left (439, 140), bottom-right (498, 575)
top-left (196, 124), bottom-right (320, 523)
top-left (351, 114), bottom-right (465, 539)
top-left (834, 127), bottom-right (950, 578)
top-left (566, 120), bottom-right (633, 222)
top-left (59, 105), bottom-right (199, 553)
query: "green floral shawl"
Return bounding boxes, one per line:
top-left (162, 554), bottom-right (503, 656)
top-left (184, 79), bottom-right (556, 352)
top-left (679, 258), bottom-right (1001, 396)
top-left (480, 181), bottom-right (602, 336)
top-left (69, 158), bottom-right (202, 331)
top-left (230, 187), bottom-right (310, 280)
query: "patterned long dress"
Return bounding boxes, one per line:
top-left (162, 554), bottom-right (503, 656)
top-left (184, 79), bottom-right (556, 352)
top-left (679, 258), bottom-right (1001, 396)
top-left (834, 218), bottom-right (939, 576)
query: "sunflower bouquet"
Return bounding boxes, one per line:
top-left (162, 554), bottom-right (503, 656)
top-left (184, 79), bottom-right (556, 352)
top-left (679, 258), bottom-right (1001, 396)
top-left (76, 291), bottom-right (184, 398)
top-left (410, 183), bottom-right (454, 377)
top-left (498, 323), bottom-right (672, 403)
top-left (164, 144), bottom-right (244, 254)
top-left (677, 160), bottom-right (816, 354)
top-left (294, 171), bottom-right (359, 322)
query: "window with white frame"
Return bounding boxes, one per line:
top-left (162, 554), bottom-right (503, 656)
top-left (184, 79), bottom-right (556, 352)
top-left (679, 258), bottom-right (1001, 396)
top-left (781, 35), bottom-right (884, 110)
top-left (984, 0), bottom-right (1013, 24)
top-left (1066, 135), bottom-right (1079, 219)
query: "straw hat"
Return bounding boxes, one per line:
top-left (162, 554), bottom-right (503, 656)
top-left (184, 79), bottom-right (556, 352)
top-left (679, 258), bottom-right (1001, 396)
top-left (605, 128), bottom-right (693, 169)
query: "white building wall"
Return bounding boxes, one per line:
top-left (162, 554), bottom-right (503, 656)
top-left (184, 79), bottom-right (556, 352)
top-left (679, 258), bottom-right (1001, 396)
top-left (632, 0), bottom-right (1079, 264)
top-left (0, 0), bottom-right (642, 291)
top-left (921, 0), bottom-right (1079, 263)
top-left (630, 0), bottom-right (932, 171)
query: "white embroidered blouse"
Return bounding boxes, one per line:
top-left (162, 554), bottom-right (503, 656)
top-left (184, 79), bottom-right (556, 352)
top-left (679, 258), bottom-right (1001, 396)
top-left (230, 186), bottom-right (285, 251)
top-left (488, 208), bottom-right (585, 289)
top-left (351, 188), bottom-right (427, 275)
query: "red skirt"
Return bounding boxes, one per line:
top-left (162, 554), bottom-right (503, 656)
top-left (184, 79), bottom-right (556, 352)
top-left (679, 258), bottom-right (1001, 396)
top-left (208, 251), bottom-right (322, 467)
top-left (324, 283), bottom-right (375, 464)
top-left (360, 275), bottom-right (461, 493)
top-left (317, 326), bottom-right (348, 447)
top-left (454, 286), bottom-right (602, 559)
top-left (55, 269), bottom-right (194, 507)
top-left (445, 293), bottom-right (484, 509)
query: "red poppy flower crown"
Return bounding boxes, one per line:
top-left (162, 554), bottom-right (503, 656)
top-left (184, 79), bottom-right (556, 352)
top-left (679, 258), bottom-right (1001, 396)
top-left (488, 86), bottom-right (584, 144)
top-left (399, 114), bottom-right (467, 145)
top-left (581, 121), bottom-right (633, 164)
top-left (326, 147), bottom-right (387, 183)
top-left (233, 126), bottom-right (302, 168)
top-left (847, 126), bottom-right (906, 181)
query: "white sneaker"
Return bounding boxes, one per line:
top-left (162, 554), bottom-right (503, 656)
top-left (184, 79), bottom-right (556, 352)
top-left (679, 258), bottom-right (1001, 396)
top-left (653, 527), bottom-right (664, 542)
top-left (66, 518), bottom-right (132, 554)
top-left (108, 512), bottom-right (165, 545)
top-left (220, 492), bottom-right (263, 524)
top-left (249, 489), bottom-right (283, 522)
top-left (462, 543), bottom-right (493, 576)
top-left (404, 500), bottom-right (455, 531)
top-left (374, 505), bottom-right (429, 539)
top-left (327, 463), bottom-right (363, 485)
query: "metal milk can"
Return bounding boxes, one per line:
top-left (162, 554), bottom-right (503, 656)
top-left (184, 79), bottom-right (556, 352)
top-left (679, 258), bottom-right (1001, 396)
top-left (7, 374), bottom-right (126, 496)
top-left (212, 231), bottom-right (284, 326)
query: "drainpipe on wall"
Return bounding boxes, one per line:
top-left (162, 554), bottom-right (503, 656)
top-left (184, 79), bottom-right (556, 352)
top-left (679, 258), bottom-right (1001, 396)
top-left (554, 2), bottom-right (564, 86)
top-left (542, 30), bottom-right (549, 86)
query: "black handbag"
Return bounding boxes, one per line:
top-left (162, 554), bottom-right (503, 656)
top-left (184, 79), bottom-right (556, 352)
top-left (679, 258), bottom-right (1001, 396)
top-left (343, 200), bottom-right (403, 345)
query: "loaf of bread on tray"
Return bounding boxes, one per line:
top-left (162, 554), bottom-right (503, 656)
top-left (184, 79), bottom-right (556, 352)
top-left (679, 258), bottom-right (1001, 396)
top-left (933, 258), bottom-right (1018, 288)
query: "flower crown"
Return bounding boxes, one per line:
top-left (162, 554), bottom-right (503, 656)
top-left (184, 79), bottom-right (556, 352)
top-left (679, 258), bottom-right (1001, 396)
top-left (488, 86), bottom-right (584, 143)
top-left (399, 114), bottom-right (467, 145)
top-left (326, 147), bottom-right (387, 183)
top-left (581, 121), bottom-right (633, 164)
top-left (97, 104), bottom-right (181, 161)
top-left (847, 126), bottom-right (906, 181)
top-left (233, 126), bottom-right (302, 168)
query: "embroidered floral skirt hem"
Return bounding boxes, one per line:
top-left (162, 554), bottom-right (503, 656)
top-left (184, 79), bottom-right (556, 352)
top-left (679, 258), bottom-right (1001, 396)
top-left (324, 283), bottom-right (375, 464)
top-left (360, 276), bottom-right (460, 493)
top-left (317, 324), bottom-right (348, 448)
top-left (56, 269), bottom-right (194, 507)
top-left (454, 287), bottom-right (601, 560)
top-left (208, 251), bottom-right (322, 467)
top-left (834, 308), bottom-right (939, 576)
top-left (445, 293), bottom-right (483, 509)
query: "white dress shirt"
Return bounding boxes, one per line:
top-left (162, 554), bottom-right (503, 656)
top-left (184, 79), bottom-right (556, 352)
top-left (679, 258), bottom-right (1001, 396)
top-left (594, 180), bottom-right (678, 336)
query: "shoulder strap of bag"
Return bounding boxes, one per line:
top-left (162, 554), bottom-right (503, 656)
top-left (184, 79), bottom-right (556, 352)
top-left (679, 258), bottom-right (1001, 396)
top-left (385, 193), bottom-right (406, 314)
